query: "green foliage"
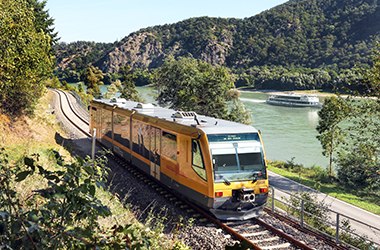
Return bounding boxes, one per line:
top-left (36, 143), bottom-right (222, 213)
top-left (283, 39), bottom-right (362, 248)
top-left (332, 45), bottom-right (380, 193)
top-left (339, 220), bottom-right (375, 249)
top-left (0, 0), bottom-right (53, 116)
top-left (54, 41), bottom-right (114, 82)
top-left (230, 0), bottom-right (379, 70)
top-left (335, 97), bottom-right (380, 193)
top-left (286, 191), bottom-right (376, 249)
top-left (27, 0), bottom-right (58, 46)
top-left (269, 159), bottom-right (331, 185)
top-left (54, 1), bottom-right (380, 91)
top-left (118, 66), bottom-right (143, 102)
top-left (287, 192), bottom-right (330, 231)
top-left (0, 148), bottom-right (185, 249)
top-left (316, 96), bottom-right (350, 175)
top-left (155, 57), bottom-right (250, 123)
top-left (227, 99), bottom-right (252, 125)
top-left (0, 149), bottom-right (109, 248)
top-left (104, 80), bottom-right (120, 99)
top-left (309, 45), bottom-right (379, 195)
top-left (45, 77), bottom-right (62, 89)
top-left (365, 42), bottom-right (380, 98)
top-left (83, 65), bottom-right (104, 98)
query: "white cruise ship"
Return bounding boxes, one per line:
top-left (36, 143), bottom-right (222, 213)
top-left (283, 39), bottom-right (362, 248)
top-left (266, 93), bottom-right (322, 108)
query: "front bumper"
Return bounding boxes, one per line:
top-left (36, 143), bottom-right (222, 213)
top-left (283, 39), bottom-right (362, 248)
top-left (210, 193), bottom-right (268, 220)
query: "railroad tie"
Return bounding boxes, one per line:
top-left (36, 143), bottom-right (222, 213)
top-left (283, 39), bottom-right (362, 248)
top-left (244, 224), bottom-right (260, 230)
top-left (241, 230), bottom-right (269, 237)
top-left (260, 243), bottom-right (291, 250)
top-left (225, 221), bottom-right (247, 227)
top-left (251, 236), bottom-right (279, 244)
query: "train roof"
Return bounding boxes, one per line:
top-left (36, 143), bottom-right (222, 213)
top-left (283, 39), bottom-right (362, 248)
top-left (93, 98), bottom-right (259, 135)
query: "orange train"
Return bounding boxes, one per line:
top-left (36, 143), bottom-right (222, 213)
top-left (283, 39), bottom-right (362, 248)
top-left (90, 98), bottom-right (269, 220)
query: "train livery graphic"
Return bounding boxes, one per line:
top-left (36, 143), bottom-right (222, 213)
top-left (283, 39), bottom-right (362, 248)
top-left (90, 98), bottom-right (269, 220)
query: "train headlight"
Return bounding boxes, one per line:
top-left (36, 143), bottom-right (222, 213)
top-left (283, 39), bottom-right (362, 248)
top-left (237, 188), bottom-right (255, 203)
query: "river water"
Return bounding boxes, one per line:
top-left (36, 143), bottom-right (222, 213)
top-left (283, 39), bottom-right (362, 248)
top-left (134, 86), bottom-right (328, 168)
top-left (76, 84), bottom-right (327, 167)
top-left (239, 91), bottom-right (327, 168)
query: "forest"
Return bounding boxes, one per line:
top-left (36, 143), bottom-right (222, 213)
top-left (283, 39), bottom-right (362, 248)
top-left (54, 0), bottom-right (380, 91)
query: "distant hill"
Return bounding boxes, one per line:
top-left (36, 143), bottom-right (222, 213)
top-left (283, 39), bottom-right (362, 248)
top-left (54, 41), bottom-right (114, 82)
top-left (54, 0), bottom-right (380, 89)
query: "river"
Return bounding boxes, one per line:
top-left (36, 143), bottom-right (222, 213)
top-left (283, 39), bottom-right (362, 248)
top-left (134, 86), bottom-right (328, 168)
top-left (74, 84), bottom-right (327, 167)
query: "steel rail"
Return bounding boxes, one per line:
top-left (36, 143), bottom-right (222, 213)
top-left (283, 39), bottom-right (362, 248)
top-left (58, 89), bottom-right (89, 126)
top-left (53, 88), bottom-right (345, 250)
top-left (263, 208), bottom-right (349, 250)
top-left (52, 89), bottom-right (90, 137)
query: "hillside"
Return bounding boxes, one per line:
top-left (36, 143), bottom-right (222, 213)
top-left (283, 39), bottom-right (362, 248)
top-left (54, 41), bottom-right (114, 82)
top-left (54, 0), bottom-right (380, 89)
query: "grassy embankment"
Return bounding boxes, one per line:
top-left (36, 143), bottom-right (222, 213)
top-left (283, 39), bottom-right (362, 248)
top-left (0, 91), bottom-right (187, 249)
top-left (267, 162), bottom-right (380, 215)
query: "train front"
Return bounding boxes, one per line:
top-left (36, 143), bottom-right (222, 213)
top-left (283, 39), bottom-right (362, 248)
top-left (207, 132), bottom-right (269, 220)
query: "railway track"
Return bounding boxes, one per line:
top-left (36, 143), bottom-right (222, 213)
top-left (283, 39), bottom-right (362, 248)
top-left (53, 89), bottom-right (345, 250)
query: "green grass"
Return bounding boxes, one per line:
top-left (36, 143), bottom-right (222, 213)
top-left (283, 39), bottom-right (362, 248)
top-left (268, 165), bottom-right (380, 215)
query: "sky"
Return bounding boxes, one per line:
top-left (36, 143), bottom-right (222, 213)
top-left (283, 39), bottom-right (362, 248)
top-left (46, 0), bottom-right (289, 43)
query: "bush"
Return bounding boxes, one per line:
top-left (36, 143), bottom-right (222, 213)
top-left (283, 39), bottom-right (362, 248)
top-left (0, 148), bottom-right (186, 249)
top-left (287, 192), bottom-right (330, 231)
top-left (309, 165), bottom-right (331, 183)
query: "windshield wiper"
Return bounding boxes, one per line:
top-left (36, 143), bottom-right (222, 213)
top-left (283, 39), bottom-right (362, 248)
top-left (251, 171), bottom-right (263, 183)
top-left (223, 177), bottom-right (231, 186)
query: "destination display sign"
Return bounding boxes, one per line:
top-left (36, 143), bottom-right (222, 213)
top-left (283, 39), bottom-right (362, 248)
top-left (207, 133), bottom-right (259, 142)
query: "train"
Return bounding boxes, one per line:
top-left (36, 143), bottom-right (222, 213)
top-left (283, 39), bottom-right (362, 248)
top-left (89, 98), bottom-right (269, 220)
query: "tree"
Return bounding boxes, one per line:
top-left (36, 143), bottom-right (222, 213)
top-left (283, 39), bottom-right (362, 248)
top-left (316, 96), bottom-right (350, 176)
top-left (155, 57), bottom-right (250, 123)
top-left (226, 89), bottom-right (252, 124)
top-left (118, 66), bottom-right (143, 102)
top-left (27, 0), bottom-right (59, 45)
top-left (336, 43), bottom-right (380, 192)
top-left (0, 0), bottom-right (53, 116)
top-left (365, 42), bottom-right (380, 98)
top-left (104, 80), bottom-right (121, 99)
top-left (83, 66), bottom-right (104, 98)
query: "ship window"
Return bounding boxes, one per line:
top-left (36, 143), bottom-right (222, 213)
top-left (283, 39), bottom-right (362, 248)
top-left (162, 131), bottom-right (177, 161)
top-left (192, 140), bottom-right (207, 181)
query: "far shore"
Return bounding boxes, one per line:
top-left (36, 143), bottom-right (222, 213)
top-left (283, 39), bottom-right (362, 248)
top-left (238, 87), bottom-right (344, 97)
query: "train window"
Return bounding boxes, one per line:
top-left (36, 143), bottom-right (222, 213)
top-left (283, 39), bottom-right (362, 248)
top-left (113, 113), bottom-right (130, 148)
top-left (162, 131), bottom-right (177, 161)
top-left (102, 109), bottom-right (112, 139)
top-left (132, 120), bottom-right (150, 157)
top-left (192, 140), bottom-right (207, 181)
top-left (141, 124), bottom-right (151, 159)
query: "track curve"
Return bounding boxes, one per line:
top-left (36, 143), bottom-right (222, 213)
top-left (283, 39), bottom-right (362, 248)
top-left (52, 89), bottom-right (346, 250)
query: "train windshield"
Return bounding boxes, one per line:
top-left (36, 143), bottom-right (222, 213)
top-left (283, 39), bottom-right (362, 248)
top-left (208, 133), bottom-right (266, 183)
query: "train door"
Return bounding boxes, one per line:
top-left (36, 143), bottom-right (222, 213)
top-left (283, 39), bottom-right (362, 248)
top-left (90, 104), bottom-right (102, 140)
top-left (150, 127), bottom-right (161, 180)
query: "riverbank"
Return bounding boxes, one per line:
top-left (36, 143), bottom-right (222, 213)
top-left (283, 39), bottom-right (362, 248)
top-left (238, 87), bottom-right (337, 97)
top-left (268, 163), bottom-right (380, 215)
